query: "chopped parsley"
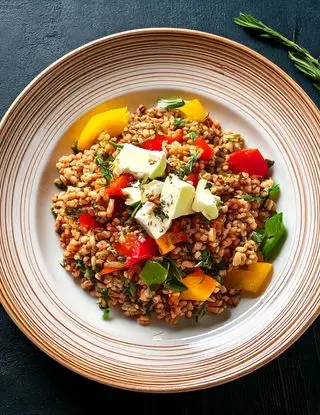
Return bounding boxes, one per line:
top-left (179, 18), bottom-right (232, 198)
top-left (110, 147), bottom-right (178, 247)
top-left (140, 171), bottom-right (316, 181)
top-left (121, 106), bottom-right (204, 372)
top-left (173, 118), bottom-right (187, 128)
top-left (235, 194), bottom-right (265, 202)
top-left (163, 258), bottom-right (187, 292)
top-left (154, 201), bottom-right (169, 221)
top-left (75, 258), bottom-right (86, 275)
top-left (124, 282), bottom-right (138, 297)
top-left (65, 207), bottom-right (81, 218)
top-left (188, 131), bottom-right (198, 141)
top-left (177, 151), bottom-right (200, 178)
top-left (97, 287), bottom-right (109, 302)
top-left (95, 152), bottom-right (113, 185)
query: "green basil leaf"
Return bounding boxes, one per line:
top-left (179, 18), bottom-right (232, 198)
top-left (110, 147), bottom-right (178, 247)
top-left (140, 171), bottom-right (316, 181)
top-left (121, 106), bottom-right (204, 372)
top-left (268, 183), bottom-right (280, 200)
top-left (262, 226), bottom-right (287, 261)
top-left (264, 212), bottom-right (284, 237)
top-left (141, 260), bottom-right (168, 286)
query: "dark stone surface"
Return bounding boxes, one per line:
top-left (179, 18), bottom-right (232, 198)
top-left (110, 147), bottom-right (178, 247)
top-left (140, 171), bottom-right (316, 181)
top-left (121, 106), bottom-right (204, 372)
top-left (0, 0), bottom-right (319, 413)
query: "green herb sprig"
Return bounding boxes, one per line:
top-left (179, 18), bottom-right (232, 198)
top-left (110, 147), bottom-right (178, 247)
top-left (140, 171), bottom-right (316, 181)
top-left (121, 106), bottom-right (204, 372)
top-left (95, 152), bottom-right (113, 185)
top-left (108, 141), bottom-right (124, 150)
top-left (234, 13), bottom-right (320, 91)
top-left (178, 151), bottom-right (200, 179)
top-left (157, 98), bottom-right (185, 110)
top-left (173, 118), bottom-right (187, 128)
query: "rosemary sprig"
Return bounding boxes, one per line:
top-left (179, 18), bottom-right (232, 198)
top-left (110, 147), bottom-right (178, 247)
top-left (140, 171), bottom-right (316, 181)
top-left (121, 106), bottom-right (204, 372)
top-left (234, 13), bottom-right (320, 91)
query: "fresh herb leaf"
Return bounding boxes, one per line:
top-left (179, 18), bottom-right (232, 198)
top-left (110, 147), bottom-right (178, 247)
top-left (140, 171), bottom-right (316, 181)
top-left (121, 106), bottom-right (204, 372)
top-left (124, 282), bottom-right (138, 297)
top-left (224, 133), bottom-right (242, 142)
top-left (54, 180), bottom-right (67, 191)
top-left (154, 202), bottom-right (169, 221)
top-left (195, 249), bottom-right (213, 268)
top-left (131, 201), bottom-right (142, 218)
top-left (162, 258), bottom-right (187, 291)
top-left (141, 260), bottom-right (168, 286)
top-left (188, 131), bottom-right (198, 141)
top-left (252, 212), bottom-right (287, 261)
top-left (75, 258), bottom-right (86, 275)
top-left (65, 207), bottom-right (81, 218)
top-left (268, 183), bottom-right (280, 200)
top-left (71, 141), bottom-right (79, 154)
top-left (234, 13), bottom-right (320, 91)
top-left (108, 140), bottom-right (124, 150)
top-left (251, 228), bottom-right (266, 246)
top-left (195, 303), bottom-right (207, 322)
top-left (97, 287), bottom-right (109, 302)
top-left (173, 118), bottom-right (187, 128)
top-left (157, 98), bottom-right (185, 110)
top-left (236, 194), bottom-right (265, 202)
top-left (102, 308), bottom-right (111, 320)
top-left (95, 152), bottom-right (113, 184)
top-left (178, 151), bottom-right (200, 178)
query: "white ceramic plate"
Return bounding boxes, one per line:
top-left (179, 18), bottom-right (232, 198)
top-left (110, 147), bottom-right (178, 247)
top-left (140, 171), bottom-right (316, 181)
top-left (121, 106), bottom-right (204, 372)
top-left (0, 29), bottom-right (319, 392)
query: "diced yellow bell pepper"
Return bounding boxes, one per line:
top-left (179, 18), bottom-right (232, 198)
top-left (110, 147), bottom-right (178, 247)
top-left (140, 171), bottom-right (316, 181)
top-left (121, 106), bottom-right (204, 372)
top-left (180, 269), bottom-right (216, 301)
top-left (77, 106), bottom-right (129, 150)
top-left (224, 262), bottom-right (273, 294)
top-left (180, 99), bottom-right (207, 122)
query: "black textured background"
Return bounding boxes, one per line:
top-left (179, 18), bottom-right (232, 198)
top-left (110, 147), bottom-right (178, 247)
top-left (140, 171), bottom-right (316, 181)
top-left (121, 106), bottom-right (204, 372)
top-left (0, 1), bottom-right (319, 414)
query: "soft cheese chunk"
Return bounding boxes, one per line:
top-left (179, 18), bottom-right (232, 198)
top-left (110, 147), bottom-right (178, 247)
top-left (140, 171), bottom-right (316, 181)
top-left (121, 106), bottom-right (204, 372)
top-left (113, 144), bottom-right (166, 179)
top-left (192, 178), bottom-right (220, 220)
top-left (160, 174), bottom-right (195, 219)
top-left (135, 202), bottom-right (172, 239)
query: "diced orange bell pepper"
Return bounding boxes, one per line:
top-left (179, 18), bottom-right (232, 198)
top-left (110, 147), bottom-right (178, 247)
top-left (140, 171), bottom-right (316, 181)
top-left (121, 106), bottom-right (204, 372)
top-left (156, 233), bottom-right (176, 255)
top-left (99, 262), bottom-right (126, 275)
top-left (224, 262), bottom-right (273, 294)
top-left (156, 231), bottom-right (189, 255)
top-left (180, 269), bottom-right (216, 301)
top-left (77, 106), bottom-right (129, 150)
top-left (180, 99), bottom-right (207, 122)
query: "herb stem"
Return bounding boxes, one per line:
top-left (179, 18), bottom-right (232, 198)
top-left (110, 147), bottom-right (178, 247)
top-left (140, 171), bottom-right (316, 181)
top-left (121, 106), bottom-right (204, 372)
top-left (234, 13), bottom-right (320, 91)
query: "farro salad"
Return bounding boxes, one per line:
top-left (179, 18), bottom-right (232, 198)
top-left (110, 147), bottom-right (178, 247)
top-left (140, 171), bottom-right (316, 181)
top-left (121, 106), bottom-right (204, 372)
top-left (52, 98), bottom-right (286, 325)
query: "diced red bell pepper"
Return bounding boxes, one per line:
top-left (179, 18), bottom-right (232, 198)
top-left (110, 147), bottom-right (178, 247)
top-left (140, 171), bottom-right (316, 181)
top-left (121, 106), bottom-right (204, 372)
top-left (194, 137), bottom-right (215, 161)
top-left (105, 173), bottom-right (134, 196)
top-left (78, 213), bottom-right (100, 229)
top-left (187, 165), bottom-right (200, 186)
top-left (114, 234), bottom-right (159, 265)
top-left (141, 135), bottom-right (166, 151)
top-left (169, 130), bottom-right (184, 143)
top-left (228, 148), bottom-right (268, 177)
top-left (141, 131), bottom-right (184, 151)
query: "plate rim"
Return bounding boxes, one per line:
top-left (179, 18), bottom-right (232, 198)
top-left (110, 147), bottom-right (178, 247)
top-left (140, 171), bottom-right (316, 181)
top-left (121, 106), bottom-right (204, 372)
top-left (0, 27), bottom-right (319, 392)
